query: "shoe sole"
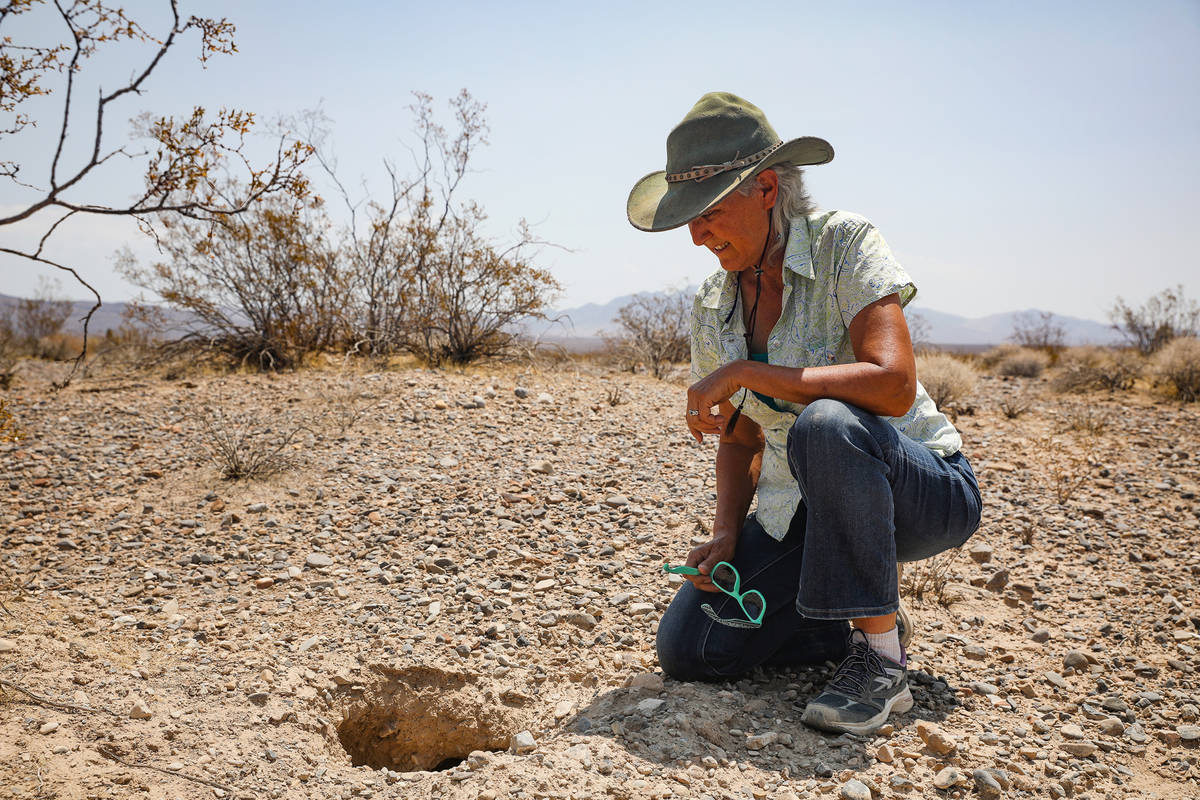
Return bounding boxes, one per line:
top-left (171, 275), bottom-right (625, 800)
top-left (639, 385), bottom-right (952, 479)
top-left (800, 684), bottom-right (914, 735)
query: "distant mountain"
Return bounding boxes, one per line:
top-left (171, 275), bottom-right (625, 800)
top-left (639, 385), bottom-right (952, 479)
top-left (536, 292), bottom-right (1121, 348)
top-left (0, 293), bottom-right (197, 337)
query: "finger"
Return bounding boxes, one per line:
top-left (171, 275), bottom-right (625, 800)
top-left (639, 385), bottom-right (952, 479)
top-left (685, 573), bottom-right (719, 593)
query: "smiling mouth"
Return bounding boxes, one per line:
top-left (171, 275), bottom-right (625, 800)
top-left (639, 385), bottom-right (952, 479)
top-left (711, 242), bottom-right (731, 253)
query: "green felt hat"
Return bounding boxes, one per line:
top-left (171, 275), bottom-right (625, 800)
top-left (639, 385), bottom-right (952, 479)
top-left (627, 92), bottom-right (834, 232)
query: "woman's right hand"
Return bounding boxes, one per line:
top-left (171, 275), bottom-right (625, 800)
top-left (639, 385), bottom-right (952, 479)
top-left (684, 533), bottom-right (738, 593)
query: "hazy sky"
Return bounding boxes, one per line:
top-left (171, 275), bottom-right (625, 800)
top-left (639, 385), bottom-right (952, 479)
top-left (2, 0), bottom-right (1198, 322)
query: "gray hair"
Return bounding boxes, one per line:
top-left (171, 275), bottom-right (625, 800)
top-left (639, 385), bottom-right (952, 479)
top-left (737, 163), bottom-right (815, 261)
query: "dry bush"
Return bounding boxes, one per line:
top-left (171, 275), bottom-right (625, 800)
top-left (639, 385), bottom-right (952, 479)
top-left (320, 383), bottom-right (383, 438)
top-left (1060, 404), bottom-right (1108, 435)
top-left (1151, 337), bottom-right (1200, 402)
top-left (195, 407), bottom-right (308, 480)
top-left (0, 400), bottom-right (19, 442)
top-left (0, 314), bottom-right (18, 390)
top-left (997, 391), bottom-right (1035, 419)
top-left (995, 347), bottom-right (1050, 378)
top-left (1051, 347), bottom-right (1143, 393)
top-left (604, 385), bottom-right (626, 407)
top-left (1037, 434), bottom-right (1094, 505)
top-left (1010, 310), bottom-right (1066, 360)
top-left (900, 548), bottom-right (962, 605)
top-left (604, 290), bottom-right (690, 380)
top-left (1109, 284), bottom-right (1200, 355)
top-left (916, 353), bottom-right (978, 410)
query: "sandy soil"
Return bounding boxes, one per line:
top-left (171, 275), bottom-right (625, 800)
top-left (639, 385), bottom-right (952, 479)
top-left (1, 359), bottom-right (1198, 800)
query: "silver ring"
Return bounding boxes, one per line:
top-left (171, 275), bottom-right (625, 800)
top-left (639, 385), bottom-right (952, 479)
top-left (687, 409), bottom-right (700, 416)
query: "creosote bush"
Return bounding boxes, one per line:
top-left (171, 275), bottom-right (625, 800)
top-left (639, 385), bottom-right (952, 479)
top-left (1152, 337), bottom-right (1200, 402)
top-left (1051, 347), bottom-right (1142, 394)
top-left (195, 407), bottom-right (308, 480)
top-left (916, 353), bottom-right (978, 410)
top-left (996, 347), bottom-right (1050, 378)
top-left (605, 290), bottom-right (690, 379)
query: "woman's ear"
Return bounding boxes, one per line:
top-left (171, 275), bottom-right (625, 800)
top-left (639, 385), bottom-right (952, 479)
top-left (757, 169), bottom-right (780, 209)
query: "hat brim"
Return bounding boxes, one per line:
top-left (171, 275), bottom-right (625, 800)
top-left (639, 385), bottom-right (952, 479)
top-left (626, 136), bottom-right (834, 233)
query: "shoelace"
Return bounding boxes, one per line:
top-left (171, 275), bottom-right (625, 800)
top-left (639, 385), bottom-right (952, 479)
top-left (826, 639), bottom-right (888, 696)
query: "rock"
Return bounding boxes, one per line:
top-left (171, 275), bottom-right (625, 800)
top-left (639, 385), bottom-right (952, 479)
top-left (438, 455), bottom-right (459, 468)
top-left (636, 698), bottom-right (665, 715)
top-left (603, 494), bottom-right (630, 507)
top-left (963, 645), bottom-right (988, 661)
top-left (254, 577), bottom-right (274, 589)
top-left (934, 766), bottom-right (966, 788)
top-left (305, 553), bottom-right (333, 568)
top-left (746, 731), bottom-right (779, 750)
top-left (1063, 650), bottom-right (1091, 670)
top-left (562, 612), bottom-right (597, 630)
top-left (628, 603), bottom-right (655, 616)
top-left (553, 700), bottom-right (574, 720)
top-left (297, 635), bottom-right (319, 653)
top-left (0, 639), bottom-right (15, 653)
top-left (529, 459), bottom-right (554, 475)
top-left (508, 730), bottom-right (536, 754)
top-left (1061, 723), bottom-right (1085, 739)
top-left (532, 579), bottom-right (556, 592)
top-left (128, 699), bottom-right (152, 720)
top-left (247, 503), bottom-right (268, 513)
top-left (536, 393), bottom-right (554, 404)
top-left (1059, 740), bottom-right (1097, 757)
top-left (968, 542), bottom-right (994, 563)
top-left (1099, 717), bottom-right (1125, 736)
top-left (839, 778), bottom-right (872, 800)
top-left (985, 569), bottom-right (1010, 591)
top-left (1031, 628), bottom-right (1051, 643)
top-left (627, 672), bottom-right (664, 691)
top-left (563, 743), bottom-right (592, 769)
top-left (39, 721), bottom-right (59, 734)
top-left (972, 769), bottom-right (1003, 799)
top-left (514, 387), bottom-right (530, 398)
top-left (875, 744), bottom-right (894, 763)
top-left (916, 720), bottom-right (958, 754)
top-left (1179, 725), bottom-right (1200, 742)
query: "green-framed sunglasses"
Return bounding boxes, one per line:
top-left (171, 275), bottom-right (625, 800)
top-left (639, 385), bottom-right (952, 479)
top-left (663, 561), bottom-right (766, 629)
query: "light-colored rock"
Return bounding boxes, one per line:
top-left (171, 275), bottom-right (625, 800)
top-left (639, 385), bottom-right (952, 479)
top-left (0, 639), bottom-right (15, 653)
top-left (839, 778), bottom-right (872, 800)
top-left (39, 721), bottom-right (59, 734)
top-left (627, 672), bottom-right (664, 691)
top-left (636, 698), bottom-right (665, 715)
top-left (297, 635), bottom-right (319, 653)
top-left (917, 720), bottom-right (958, 754)
top-left (1060, 740), bottom-right (1097, 757)
top-left (934, 766), bottom-right (966, 788)
top-left (508, 730), bottom-right (536, 754)
top-left (305, 553), bottom-right (333, 568)
top-left (128, 699), bottom-right (152, 720)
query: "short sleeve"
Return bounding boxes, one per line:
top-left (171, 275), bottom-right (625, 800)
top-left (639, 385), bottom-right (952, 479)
top-left (689, 290), bottom-right (720, 383)
top-left (833, 221), bottom-right (917, 330)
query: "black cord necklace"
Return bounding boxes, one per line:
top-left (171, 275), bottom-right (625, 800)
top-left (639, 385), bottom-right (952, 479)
top-left (723, 212), bottom-right (773, 434)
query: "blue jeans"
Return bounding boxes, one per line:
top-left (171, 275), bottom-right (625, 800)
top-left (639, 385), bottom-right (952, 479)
top-left (656, 399), bottom-right (982, 682)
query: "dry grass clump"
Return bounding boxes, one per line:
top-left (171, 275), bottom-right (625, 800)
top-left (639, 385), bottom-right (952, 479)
top-left (994, 347), bottom-right (1050, 378)
top-left (1151, 337), bottom-right (1200, 402)
top-left (917, 353), bottom-right (978, 410)
top-left (1051, 346), bottom-right (1143, 393)
top-left (900, 548), bottom-right (962, 605)
top-left (194, 406), bottom-right (308, 480)
top-left (997, 390), bottom-right (1036, 419)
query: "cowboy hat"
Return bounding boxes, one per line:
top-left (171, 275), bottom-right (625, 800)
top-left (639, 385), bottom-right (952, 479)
top-left (626, 92), bottom-right (833, 232)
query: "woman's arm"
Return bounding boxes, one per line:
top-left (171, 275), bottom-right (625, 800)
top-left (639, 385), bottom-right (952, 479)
top-left (689, 293), bottom-right (917, 425)
top-left (683, 397), bottom-right (764, 593)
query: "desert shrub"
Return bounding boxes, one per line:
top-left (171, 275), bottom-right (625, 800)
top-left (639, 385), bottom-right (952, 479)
top-left (1010, 310), bottom-right (1066, 360)
top-left (1060, 404), bottom-right (1108, 435)
top-left (0, 313), bottom-right (18, 390)
top-left (1152, 337), bottom-right (1200, 402)
top-left (1109, 284), bottom-right (1200, 355)
top-left (995, 347), bottom-right (1050, 378)
top-left (604, 290), bottom-right (690, 379)
top-left (916, 353), bottom-right (978, 410)
top-left (979, 344), bottom-right (1020, 372)
top-left (195, 407), bottom-right (308, 480)
top-left (1052, 347), bottom-right (1142, 393)
top-left (997, 391), bottom-right (1035, 419)
top-left (900, 548), bottom-right (962, 605)
top-left (0, 399), bottom-right (19, 442)
top-left (1038, 434), bottom-right (1094, 504)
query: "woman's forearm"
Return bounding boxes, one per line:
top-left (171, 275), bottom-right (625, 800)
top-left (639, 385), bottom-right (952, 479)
top-left (712, 438), bottom-right (762, 540)
top-left (732, 359), bottom-right (916, 418)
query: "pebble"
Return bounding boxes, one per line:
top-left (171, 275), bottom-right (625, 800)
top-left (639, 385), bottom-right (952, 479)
top-left (305, 553), bottom-right (333, 568)
top-left (1059, 740), bottom-right (1097, 757)
top-left (916, 720), bottom-right (958, 754)
top-left (39, 721), bottom-right (59, 734)
top-left (508, 730), bottom-right (536, 754)
top-left (933, 766), bottom-right (966, 788)
top-left (636, 698), bottom-right (665, 715)
top-left (603, 494), bottom-right (630, 507)
top-left (1061, 723), bottom-right (1085, 739)
top-left (563, 743), bottom-right (592, 769)
top-left (128, 699), bottom-right (152, 720)
top-left (968, 542), bottom-right (994, 563)
top-left (972, 769), bottom-right (1003, 799)
top-left (1062, 649), bottom-right (1091, 670)
top-left (553, 700), bottom-right (574, 720)
top-left (1099, 717), bottom-right (1125, 736)
top-left (628, 603), bottom-right (655, 616)
top-left (514, 387), bottom-right (529, 398)
top-left (627, 672), bottom-right (664, 691)
top-left (1179, 724), bottom-right (1200, 742)
top-left (839, 778), bottom-right (872, 800)
top-left (0, 639), bottom-right (14, 653)
top-left (297, 635), bottom-right (319, 653)
top-left (529, 460), bottom-right (554, 475)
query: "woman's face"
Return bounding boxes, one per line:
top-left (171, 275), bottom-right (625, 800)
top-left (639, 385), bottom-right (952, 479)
top-left (686, 175), bottom-right (775, 273)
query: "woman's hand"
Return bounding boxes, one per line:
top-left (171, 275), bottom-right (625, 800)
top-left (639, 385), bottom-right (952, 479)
top-left (684, 533), bottom-right (738, 593)
top-left (686, 362), bottom-right (744, 443)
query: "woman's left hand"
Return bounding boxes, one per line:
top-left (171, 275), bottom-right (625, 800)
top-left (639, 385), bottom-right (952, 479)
top-left (686, 362), bottom-right (744, 442)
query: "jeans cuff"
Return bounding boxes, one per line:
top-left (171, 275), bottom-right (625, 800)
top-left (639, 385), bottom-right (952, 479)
top-left (796, 600), bottom-right (899, 620)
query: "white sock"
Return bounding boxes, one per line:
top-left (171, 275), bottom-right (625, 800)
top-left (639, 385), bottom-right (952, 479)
top-left (865, 627), bottom-right (902, 663)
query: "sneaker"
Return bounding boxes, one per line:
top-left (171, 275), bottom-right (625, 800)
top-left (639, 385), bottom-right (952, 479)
top-left (801, 629), bottom-right (913, 735)
top-left (896, 601), bottom-right (914, 649)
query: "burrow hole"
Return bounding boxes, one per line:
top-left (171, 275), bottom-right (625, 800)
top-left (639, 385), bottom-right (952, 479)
top-left (336, 666), bottom-right (522, 772)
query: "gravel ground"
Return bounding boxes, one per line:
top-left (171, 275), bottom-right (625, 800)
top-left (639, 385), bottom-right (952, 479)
top-left (1, 360), bottom-right (1198, 800)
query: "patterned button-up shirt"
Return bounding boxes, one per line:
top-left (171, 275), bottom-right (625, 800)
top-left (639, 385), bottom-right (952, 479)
top-left (690, 210), bottom-right (962, 542)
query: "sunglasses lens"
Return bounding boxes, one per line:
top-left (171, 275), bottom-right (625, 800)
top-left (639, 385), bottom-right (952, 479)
top-left (711, 563), bottom-right (737, 592)
top-left (742, 593), bottom-right (764, 618)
